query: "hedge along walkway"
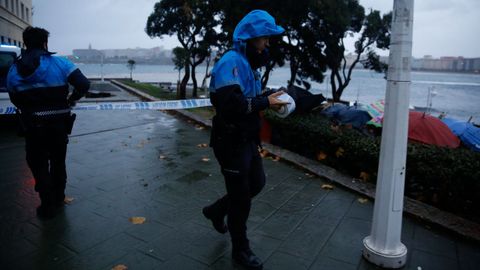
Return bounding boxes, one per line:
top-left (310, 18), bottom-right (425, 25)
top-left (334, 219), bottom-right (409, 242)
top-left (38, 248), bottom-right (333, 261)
top-left (112, 79), bottom-right (480, 243)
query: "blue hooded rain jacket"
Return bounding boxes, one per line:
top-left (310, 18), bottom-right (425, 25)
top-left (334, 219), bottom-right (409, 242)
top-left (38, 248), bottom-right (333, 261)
top-left (7, 49), bottom-right (89, 116)
top-left (209, 10), bottom-right (284, 144)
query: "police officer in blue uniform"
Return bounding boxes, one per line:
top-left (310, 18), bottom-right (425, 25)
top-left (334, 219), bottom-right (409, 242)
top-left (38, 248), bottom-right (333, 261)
top-left (202, 10), bottom-right (287, 269)
top-left (7, 27), bottom-right (90, 218)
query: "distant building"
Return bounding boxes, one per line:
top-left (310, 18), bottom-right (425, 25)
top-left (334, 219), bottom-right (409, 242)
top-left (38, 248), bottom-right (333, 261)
top-left (412, 55), bottom-right (480, 73)
top-left (102, 46), bottom-right (171, 60)
top-left (72, 44), bottom-right (104, 61)
top-left (0, 0), bottom-right (32, 47)
top-left (72, 45), bottom-right (174, 64)
top-left (464, 58), bottom-right (480, 73)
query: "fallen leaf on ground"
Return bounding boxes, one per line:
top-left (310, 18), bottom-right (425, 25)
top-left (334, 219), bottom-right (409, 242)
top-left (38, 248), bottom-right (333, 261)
top-left (112, 264), bottom-right (128, 270)
top-left (358, 198), bottom-right (369, 204)
top-left (359, 171), bottom-right (370, 182)
top-left (129, 217), bottom-right (146, 224)
top-left (64, 197), bottom-right (75, 204)
top-left (197, 143), bottom-right (208, 148)
top-left (335, 147), bottom-right (345, 157)
top-left (137, 140), bottom-right (148, 148)
top-left (316, 151), bottom-right (327, 161)
top-left (201, 157), bottom-right (210, 162)
top-left (259, 149), bottom-right (269, 158)
top-left (321, 184), bottom-right (334, 190)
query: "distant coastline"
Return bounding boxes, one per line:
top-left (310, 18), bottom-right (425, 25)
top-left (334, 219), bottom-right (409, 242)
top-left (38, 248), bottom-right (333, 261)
top-left (66, 46), bottom-right (480, 74)
top-left (71, 58), bottom-right (175, 66)
top-left (410, 68), bottom-right (480, 75)
top-left (71, 60), bottom-right (480, 75)
top-left (78, 63), bottom-right (480, 122)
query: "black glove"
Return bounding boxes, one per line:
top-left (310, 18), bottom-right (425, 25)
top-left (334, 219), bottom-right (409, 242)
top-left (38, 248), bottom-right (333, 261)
top-left (68, 91), bottom-right (83, 108)
top-left (67, 97), bottom-right (77, 108)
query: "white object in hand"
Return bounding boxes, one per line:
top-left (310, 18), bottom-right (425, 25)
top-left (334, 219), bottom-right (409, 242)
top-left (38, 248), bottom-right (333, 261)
top-left (272, 93), bottom-right (295, 118)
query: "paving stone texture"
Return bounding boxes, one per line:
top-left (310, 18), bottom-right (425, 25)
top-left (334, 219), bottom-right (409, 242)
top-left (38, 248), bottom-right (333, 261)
top-left (1, 94), bottom-right (479, 269)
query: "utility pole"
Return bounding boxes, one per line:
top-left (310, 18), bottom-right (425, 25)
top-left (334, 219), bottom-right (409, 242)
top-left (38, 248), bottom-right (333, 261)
top-left (362, 0), bottom-right (414, 268)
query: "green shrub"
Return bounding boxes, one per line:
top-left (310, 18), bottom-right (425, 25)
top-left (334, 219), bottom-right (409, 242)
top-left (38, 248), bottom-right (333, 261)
top-left (265, 111), bottom-right (480, 222)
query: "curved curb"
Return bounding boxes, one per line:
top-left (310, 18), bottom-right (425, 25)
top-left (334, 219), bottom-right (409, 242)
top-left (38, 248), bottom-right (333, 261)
top-left (261, 143), bottom-right (480, 243)
top-left (111, 80), bottom-right (160, 101)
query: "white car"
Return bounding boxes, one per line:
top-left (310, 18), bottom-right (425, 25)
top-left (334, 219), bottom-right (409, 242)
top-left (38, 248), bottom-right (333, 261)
top-left (0, 44), bottom-right (21, 115)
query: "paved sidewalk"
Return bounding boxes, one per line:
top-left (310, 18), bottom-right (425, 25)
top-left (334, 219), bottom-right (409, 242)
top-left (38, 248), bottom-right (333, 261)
top-left (1, 108), bottom-right (479, 270)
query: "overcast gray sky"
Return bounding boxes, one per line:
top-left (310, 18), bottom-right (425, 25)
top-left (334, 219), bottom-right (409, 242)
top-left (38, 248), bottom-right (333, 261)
top-left (32, 0), bottom-right (479, 58)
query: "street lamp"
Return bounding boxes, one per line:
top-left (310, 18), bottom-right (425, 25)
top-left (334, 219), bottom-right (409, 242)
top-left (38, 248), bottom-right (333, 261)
top-left (100, 52), bottom-right (105, 82)
top-left (362, 0), bottom-right (414, 268)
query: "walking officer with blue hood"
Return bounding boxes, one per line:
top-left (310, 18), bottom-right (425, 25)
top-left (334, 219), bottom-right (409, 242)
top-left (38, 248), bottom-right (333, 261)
top-left (7, 27), bottom-right (90, 218)
top-left (202, 10), bottom-right (287, 269)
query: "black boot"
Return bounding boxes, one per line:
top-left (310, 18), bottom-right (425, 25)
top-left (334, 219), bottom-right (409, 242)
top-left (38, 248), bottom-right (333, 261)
top-left (36, 203), bottom-right (57, 219)
top-left (36, 193), bottom-right (57, 219)
top-left (55, 190), bottom-right (65, 206)
top-left (232, 248), bottom-right (263, 270)
top-left (202, 206), bottom-right (228, 234)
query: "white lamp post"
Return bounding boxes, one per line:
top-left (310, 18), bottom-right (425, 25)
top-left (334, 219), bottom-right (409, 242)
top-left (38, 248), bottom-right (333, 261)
top-left (362, 0), bottom-right (414, 268)
top-left (100, 52), bottom-right (105, 82)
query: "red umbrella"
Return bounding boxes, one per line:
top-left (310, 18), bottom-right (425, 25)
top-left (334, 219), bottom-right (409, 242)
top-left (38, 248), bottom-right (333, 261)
top-left (408, 111), bottom-right (460, 148)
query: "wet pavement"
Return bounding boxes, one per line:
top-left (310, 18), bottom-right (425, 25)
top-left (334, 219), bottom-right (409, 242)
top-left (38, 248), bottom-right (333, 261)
top-left (1, 106), bottom-right (479, 269)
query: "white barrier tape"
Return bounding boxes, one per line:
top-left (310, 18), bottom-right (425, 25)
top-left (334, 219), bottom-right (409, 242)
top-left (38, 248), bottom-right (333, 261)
top-left (0, 106), bottom-right (17, 115)
top-left (0, 99), bottom-right (212, 115)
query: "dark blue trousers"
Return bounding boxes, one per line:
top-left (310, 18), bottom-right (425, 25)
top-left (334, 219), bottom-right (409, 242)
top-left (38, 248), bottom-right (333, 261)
top-left (24, 117), bottom-right (69, 206)
top-left (209, 140), bottom-right (266, 251)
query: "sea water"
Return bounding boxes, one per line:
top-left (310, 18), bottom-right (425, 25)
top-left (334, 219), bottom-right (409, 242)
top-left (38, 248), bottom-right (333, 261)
top-left (78, 63), bottom-right (480, 122)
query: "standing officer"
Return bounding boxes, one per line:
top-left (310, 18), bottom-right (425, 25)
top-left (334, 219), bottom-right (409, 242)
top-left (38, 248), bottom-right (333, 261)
top-left (202, 10), bottom-right (287, 269)
top-left (7, 27), bottom-right (90, 218)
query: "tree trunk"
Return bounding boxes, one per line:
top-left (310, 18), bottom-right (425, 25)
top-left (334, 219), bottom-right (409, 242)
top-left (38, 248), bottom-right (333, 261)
top-left (191, 63), bottom-right (198, 98)
top-left (178, 63), bottom-right (190, 99)
top-left (335, 85), bottom-right (347, 102)
top-left (330, 70), bottom-right (338, 102)
top-left (329, 43), bottom-right (365, 102)
top-left (288, 59), bottom-right (298, 87)
top-left (261, 64), bottom-right (273, 89)
top-left (201, 56), bottom-right (211, 97)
